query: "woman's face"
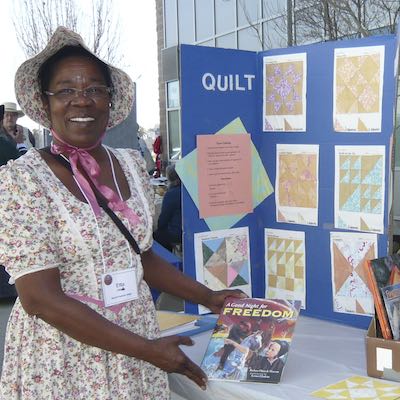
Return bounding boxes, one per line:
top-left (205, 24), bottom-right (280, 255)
top-left (43, 54), bottom-right (110, 147)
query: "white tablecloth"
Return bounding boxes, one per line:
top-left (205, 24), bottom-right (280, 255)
top-left (169, 315), bottom-right (370, 400)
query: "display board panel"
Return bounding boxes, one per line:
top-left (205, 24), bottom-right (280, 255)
top-left (178, 34), bottom-right (398, 329)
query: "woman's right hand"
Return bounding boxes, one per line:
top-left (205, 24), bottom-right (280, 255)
top-left (145, 335), bottom-right (207, 390)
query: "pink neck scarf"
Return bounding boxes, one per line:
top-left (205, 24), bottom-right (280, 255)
top-left (50, 129), bottom-right (140, 226)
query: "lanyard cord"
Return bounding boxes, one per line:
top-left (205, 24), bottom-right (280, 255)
top-left (61, 149), bottom-right (135, 272)
top-left (105, 146), bottom-right (123, 201)
top-left (43, 146), bottom-right (141, 255)
top-left (70, 168), bottom-right (108, 274)
top-left (103, 147), bottom-right (134, 267)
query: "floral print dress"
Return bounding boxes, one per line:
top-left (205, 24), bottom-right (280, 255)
top-left (0, 148), bottom-right (169, 400)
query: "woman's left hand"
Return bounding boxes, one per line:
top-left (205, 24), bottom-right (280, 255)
top-left (203, 289), bottom-right (247, 314)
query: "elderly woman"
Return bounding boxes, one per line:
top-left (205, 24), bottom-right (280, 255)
top-left (0, 27), bottom-right (243, 400)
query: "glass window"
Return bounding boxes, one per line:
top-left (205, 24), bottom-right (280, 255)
top-left (215, 0), bottom-right (236, 34)
top-left (216, 32), bottom-right (236, 49)
top-left (238, 27), bottom-right (262, 51)
top-left (178, 0), bottom-right (195, 44)
top-left (237, 0), bottom-right (260, 27)
top-left (168, 110), bottom-right (181, 160)
top-left (195, 0), bottom-right (214, 41)
top-left (198, 39), bottom-right (215, 47)
top-left (165, 0), bottom-right (178, 47)
top-left (167, 81), bottom-right (180, 108)
top-left (263, 0), bottom-right (286, 18)
top-left (263, 17), bottom-right (287, 49)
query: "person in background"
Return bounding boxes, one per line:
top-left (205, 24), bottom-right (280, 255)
top-left (0, 27), bottom-right (245, 400)
top-left (0, 104), bottom-right (19, 298)
top-left (152, 133), bottom-right (162, 177)
top-left (138, 133), bottom-right (155, 174)
top-left (0, 104), bottom-right (22, 166)
top-left (0, 101), bottom-right (35, 153)
top-left (153, 163), bottom-right (182, 252)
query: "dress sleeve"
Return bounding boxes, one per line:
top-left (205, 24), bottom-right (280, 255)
top-left (0, 162), bottom-right (61, 282)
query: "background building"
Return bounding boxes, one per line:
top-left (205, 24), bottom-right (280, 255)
top-left (156, 0), bottom-right (399, 166)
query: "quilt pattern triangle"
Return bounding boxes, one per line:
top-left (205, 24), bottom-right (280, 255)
top-left (312, 375), bottom-right (400, 400)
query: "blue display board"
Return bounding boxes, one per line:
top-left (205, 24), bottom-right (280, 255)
top-left (179, 35), bottom-right (398, 329)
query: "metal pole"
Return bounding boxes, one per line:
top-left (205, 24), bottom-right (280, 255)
top-left (287, 0), bottom-right (293, 46)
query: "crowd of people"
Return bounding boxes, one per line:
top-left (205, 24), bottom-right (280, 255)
top-left (0, 26), bottom-right (243, 399)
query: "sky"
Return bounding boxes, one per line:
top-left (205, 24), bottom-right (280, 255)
top-left (0, 0), bottom-right (159, 130)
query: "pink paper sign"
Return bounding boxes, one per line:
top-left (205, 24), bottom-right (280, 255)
top-left (197, 134), bottom-right (253, 218)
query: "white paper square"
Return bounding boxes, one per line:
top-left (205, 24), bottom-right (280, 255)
top-left (376, 347), bottom-right (392, 371)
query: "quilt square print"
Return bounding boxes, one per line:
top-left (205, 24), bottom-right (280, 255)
top-left (330, 232), bottom-right (377, 316)
top-left (265, 228), bottom-right (306, 308)
top-left (312, 375), bottom-right (400, 400)
top-left (263, 53), bottom-right (307, 131)
top-left (335, 146), bottom-right (385, 234)
top-left (333, 45), bottom-right (384, 132)
top-left (194, 227), bottom-right (252, 313)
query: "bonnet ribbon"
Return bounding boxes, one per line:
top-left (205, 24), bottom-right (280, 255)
top-left (50, 129), bottom-right (140, 226)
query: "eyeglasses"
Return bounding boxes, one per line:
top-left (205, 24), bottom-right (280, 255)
top-left (44, 86), bottom-right (112, 101)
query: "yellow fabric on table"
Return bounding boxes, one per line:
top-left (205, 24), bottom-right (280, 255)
top-left (156, 311), bottom-right (198, 332)
top-left (311, 375), bottom-right (400, 400)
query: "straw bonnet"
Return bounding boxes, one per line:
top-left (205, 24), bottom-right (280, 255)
top-left (1, 102), bottom-right (24, 118)
top-left (15, 26), bottom-right (134, 129)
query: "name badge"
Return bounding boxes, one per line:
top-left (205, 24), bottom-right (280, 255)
top-left (101, 268), bottom-right (138, 307)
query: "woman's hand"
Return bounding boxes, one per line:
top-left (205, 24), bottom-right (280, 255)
top-left (145, 335), bottom-right (207, 390)
top-left (203, 289), bottom-right (248, 314)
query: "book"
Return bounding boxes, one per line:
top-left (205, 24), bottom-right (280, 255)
top-left (381, 283), bottom-right (400, 340)
top-left (200, 297), bottom-right (301, 384)
top-left (156, 311), bottom-right (217, 337)
top-left (157, 311), bottom-right (199, 336)
top-left (364, 255), bottom-right (400, 340)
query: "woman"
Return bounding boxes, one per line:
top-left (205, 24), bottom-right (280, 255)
top-left (153, 163), bottom-right (182, 252)
top-left (0, 27), bottom-right (244, 399)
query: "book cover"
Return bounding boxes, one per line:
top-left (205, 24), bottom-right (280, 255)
top-left (200, 297), bottom-right (301, 384)
top-left (381, 282), bottom-right (400, 340)
top-left (364, 255), bottom-right (400, 340)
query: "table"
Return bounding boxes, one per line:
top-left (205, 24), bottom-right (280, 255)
top-left (169, 315), bottom-right (370, 400)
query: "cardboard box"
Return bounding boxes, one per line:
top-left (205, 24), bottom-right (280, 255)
top-left (366, 318), bottom-right (400, 381)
